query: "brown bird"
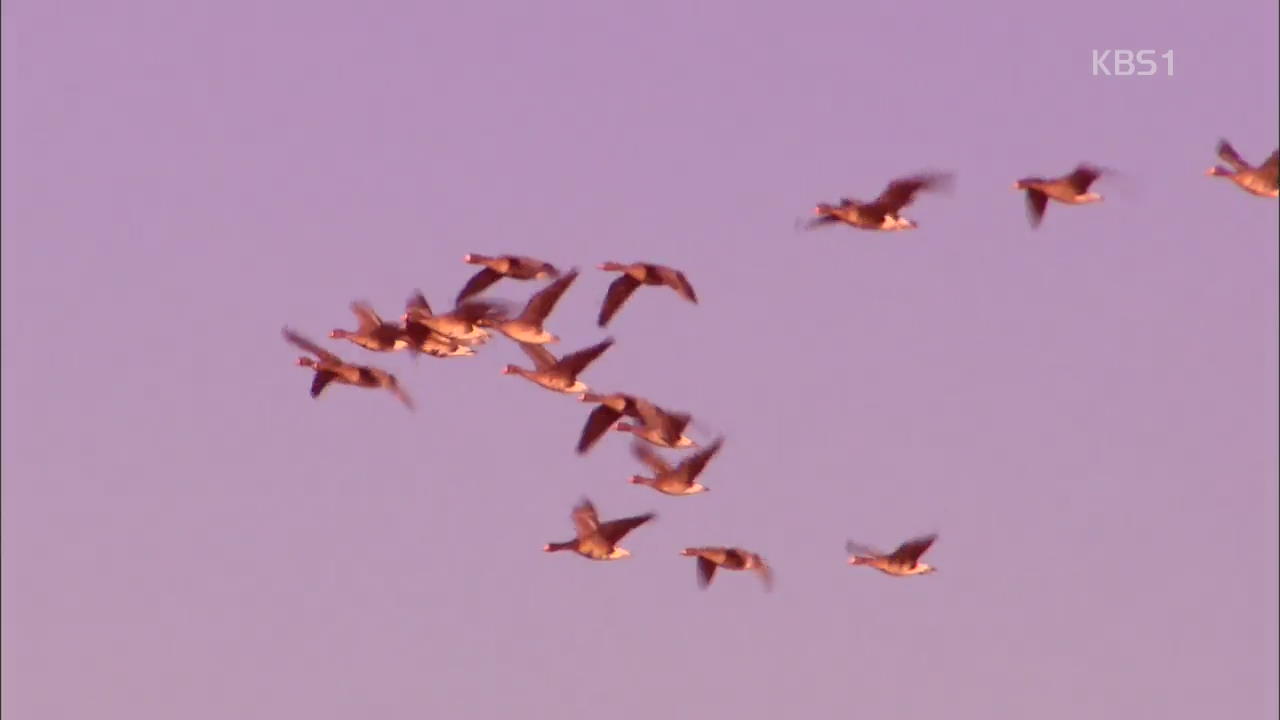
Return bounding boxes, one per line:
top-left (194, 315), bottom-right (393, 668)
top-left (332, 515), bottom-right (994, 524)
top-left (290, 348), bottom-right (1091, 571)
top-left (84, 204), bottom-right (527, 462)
top-left (680, 547), bottom-right (773, 591)
top-left (1206, 140), bottom-right (1279, 198)
top-left (806, 172), bottom-right (952, 231)
top-left (501, 337), bottom-right (615, 395)
top-left (282, 327), bottom-right (414, 410)
top-left (479, 269), bottom-right (579, 345)
top-left (575, 392), bottom-right (647, 454)
top-left (543, 498), bottom-right (656, 561)
top-left (846, 534), bottom-right (939, 576)
top-left (329, 302), bottom-right (412, 353)
top-left (596, 262), bottom-right (698, 327)
top-left (1012, 164), bottom-right (1105, 227)
top-left (629, 437), bottom-right (723, 496)
top-left (402, 291), bottom-right (508, 346)
top-left (614, 396), bottom-right (698, 449)
top-left (457, 253), bottom-right (561, 305)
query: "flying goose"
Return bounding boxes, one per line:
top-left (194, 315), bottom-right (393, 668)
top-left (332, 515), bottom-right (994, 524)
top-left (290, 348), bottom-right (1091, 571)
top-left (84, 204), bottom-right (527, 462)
top-left (680, 547), bottom-right (773, 591)
top-left (543, 498), bottom-right (656, 561)
top-left (330, 302), bottom-right (412, 353)
top-left (806, 173), bottom-right (952, 231)
top-left (1206, 140), bottom-right (1279, 198)
top-left (629, 437), bottom-right (723, 496)
top-left (502, 337), bottom-right (615, 394)
top-left (457, 254), bottom-right (561, 305)
top-left (614, 396), bottom-right (698, 449)
top-left (479, 269), bottom-right (579, 345)
top-left (282, 327), bottom-right (414, 410)
top-left (596, 262), bottom-right (698, 327)
top-left (402, 291), bottom-right (507, 346)
top-left (1012, 164), bottom-right (1105, 227)
top-left (846, 533), bottom-right (939, 576)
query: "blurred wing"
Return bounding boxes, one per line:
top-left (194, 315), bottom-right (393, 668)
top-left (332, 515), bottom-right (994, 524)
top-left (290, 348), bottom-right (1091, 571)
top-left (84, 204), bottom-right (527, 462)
top-left (309, 370), bottom-right (337, 398)
top-left (1024, 189), bottom-right (1048, 228)
top-left (598, 512), bottom-right (655, 545)
top-left (282, 327), bottom-right (339, 362)
top-left (456, 268), bottom-right (503, 304)
top-left (1258, 149), bottom-right (1279, 181)
top-left (555, 337), bottom-right (615, 378)
top-left (1216, 139), bottom-right (1250, 172)
top-left (654, 266), bottom-right (698, 304)
top-left (630, 440), bottom-right (674, 475)
top-left (388, 381), bottom-right (415, 411)
top-left (405, 291), bottom-right (433, 317)
top-left (845, 540), bottom-right (885, 558)
top-left (873, 173), bottom-right (947, 214)
top-left (519, 269), bottom-right (578, 324)
top-left (452, 298), bottom-right (511, 324)
top-left (889, 534), bottom-right (938, 566)
top-left (577, 404), bottom-right (622, 455)
top-left (518, 342), bottom-right (559, 371)
top-left (571, 499), bottom-right (600, 539)
top-left (696, 556), bottom-right (717, 589)
top-left (756, 563), bottom-right (774, 592)
top-left (350, 301), bottom-right (383, 332)
top-left (680, 437), bottom-right (724, 480)
top-left (1065, 165), bottom-right (1102, 193)
top-left (597, 275), bottom-right (641, 327)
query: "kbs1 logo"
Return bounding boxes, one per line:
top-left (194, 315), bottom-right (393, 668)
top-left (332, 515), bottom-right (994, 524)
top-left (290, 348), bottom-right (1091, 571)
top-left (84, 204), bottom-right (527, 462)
top-left (1091, 50), bottom-right (1174, 76)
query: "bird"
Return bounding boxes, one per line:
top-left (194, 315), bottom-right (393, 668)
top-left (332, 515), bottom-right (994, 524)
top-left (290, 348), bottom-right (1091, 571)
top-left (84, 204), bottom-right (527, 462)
top-left (680, 547), bottom-right (773, 591)
top-left (456, 254), bottom-right (561, 305)
top-left (575, 392), bottom-right (646, 454)
top-left (1206, 139), bottom-right (1279, 198)
top-left (628, 437), bottom-right (723, 496)
top-left (806, 172), bottom-right (952, 231)
top-left (479, 269), bottom-right (579, 345)
top-left (543, 498), bottom-right (656, 561)
top-left (402, 291), bottom-right (507, 346)
top-left (614, 396), bottom-right (698, 449)
top-left (329, 302), bottom-right (412, 353)
top-left (501, 338), bottom-right (615, 395)
top-left (845, 534), bottom-right (939, 576)
top-left (596, 262), bottom-right (698, 327)
top-left (282, 327), bottom-right (414, 410)
top-left (1012, 164), bottom-right (1105, 227)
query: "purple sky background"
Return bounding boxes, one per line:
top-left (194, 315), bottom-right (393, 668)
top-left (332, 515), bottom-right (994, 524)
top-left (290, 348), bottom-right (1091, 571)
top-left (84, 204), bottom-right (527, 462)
top-left (3, 1), bottom-right (1278, 718)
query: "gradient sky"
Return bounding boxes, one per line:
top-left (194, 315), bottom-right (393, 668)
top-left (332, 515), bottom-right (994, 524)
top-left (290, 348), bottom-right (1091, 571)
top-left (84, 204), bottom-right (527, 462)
top-left (3, 1), bottom-right (1278, 718)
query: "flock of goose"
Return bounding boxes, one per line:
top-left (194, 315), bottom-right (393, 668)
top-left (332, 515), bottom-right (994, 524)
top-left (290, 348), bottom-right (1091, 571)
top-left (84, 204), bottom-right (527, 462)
top-left (281, 138), bottom-right (1278, 592)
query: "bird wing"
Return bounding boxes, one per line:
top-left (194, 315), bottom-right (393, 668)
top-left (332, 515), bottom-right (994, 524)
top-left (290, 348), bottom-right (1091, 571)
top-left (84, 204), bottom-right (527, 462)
top-left (455, 268), bottom-right (503, 305)
top-left (1216, 140), bottom-right (1250, 172)
top-left (577, 404), bottom-right (623, 454)
top-left (1065, 165), bottom-right (1102, 193)
top-left (571, 499), bottom-right (600, 539)
top-left (282, 327), bottom-right (340, 362)
top-left (597, 274), bottom-right (641, 327)
top-left (1258, 149), bottom-right (1279, 182)
top-left (630, 440), bottom-right (674, 475)
top-left (451, 298), bottom-right (511, 324)
top-left (518, 269), bottom-right (578, 324)
top-left (350, 301), bottom-right (384, 332)
top-left (518, 342), bottom-right (559, 371)
top-left (634, 397), bottom-right (691, 441)
top-left (598, 512), bottom-right (655, 545)
top-left (679, 437), bottom-right (724, 480)
top-left (889, 534), bottom-right (938, 566)
top-left (405, 291), bottom-right (433, 318)
top-left (696, 556), bottom-right (718, 589)
top-left (871, 173), bottom-right (949, 214)
top-left (1024, 189), bottom-right (1048, 228)
top-left (309, 369), bottom-right (338, 398)
top-left (652, 266), bottom-right (698, 304)
top-left (845, 540), bottom-right (886, 558)
top-left (554, 337), bottom-right (615, 378)
top-left (386, 378), bottom-right (415, 411)
top-left (755, 562), bottom-right (774, 592)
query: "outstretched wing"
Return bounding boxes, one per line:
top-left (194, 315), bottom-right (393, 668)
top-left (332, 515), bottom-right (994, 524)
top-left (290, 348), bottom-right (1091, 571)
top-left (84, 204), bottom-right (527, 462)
top-left (518, 342), bottom-right (559, 372)
top-left (889, 534), bottom-right (938, 567)
top-left (679, 437), bottom-right (724, 480)
top-left (456, 267), bottom-right (503, 305)
top-left (597, 274), bottom-right (641, 327)
top-left (1258, 149), bottom-right (1279, 183)
top-left (696, 556), bottom-right (717, 589)
top-left (1065, 164), bottom-right (1102, 193)
top-left (871, 173), bottom-right (950, 215)
top-left (1216, 139), bottom-right (1250, 172)
top-left (1024, 189), bottom-right (1049, 228)
top-left (554, 337), bottom-right (615, 378)
top-left (571, 499), bottom-right (600, 539)
top-left (577, 404), bottom-right (623, 454)
top-left (405, 291), bottom-right (433, 318)
top-left (309, 369), bottom-right (338, 398)
top-left (598, 512), bottom-right (655, 545)
top-left (845, 540), bottom-right (886, 558)
top-left (282, 327), bottom-right (340, 363)
top-left (350, 301), bottom-right (384, 332)
top-left (653, 265), bottom-right (698, 304)
top-left (519, 269), bottom-right (579, 324)
top-left (630, 440), bottom-right (674, 475)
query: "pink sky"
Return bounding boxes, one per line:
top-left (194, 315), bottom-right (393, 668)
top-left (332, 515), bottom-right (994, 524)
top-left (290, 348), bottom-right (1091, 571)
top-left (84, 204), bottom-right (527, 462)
top-left (3, 1), bottom-right (1277, 718)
